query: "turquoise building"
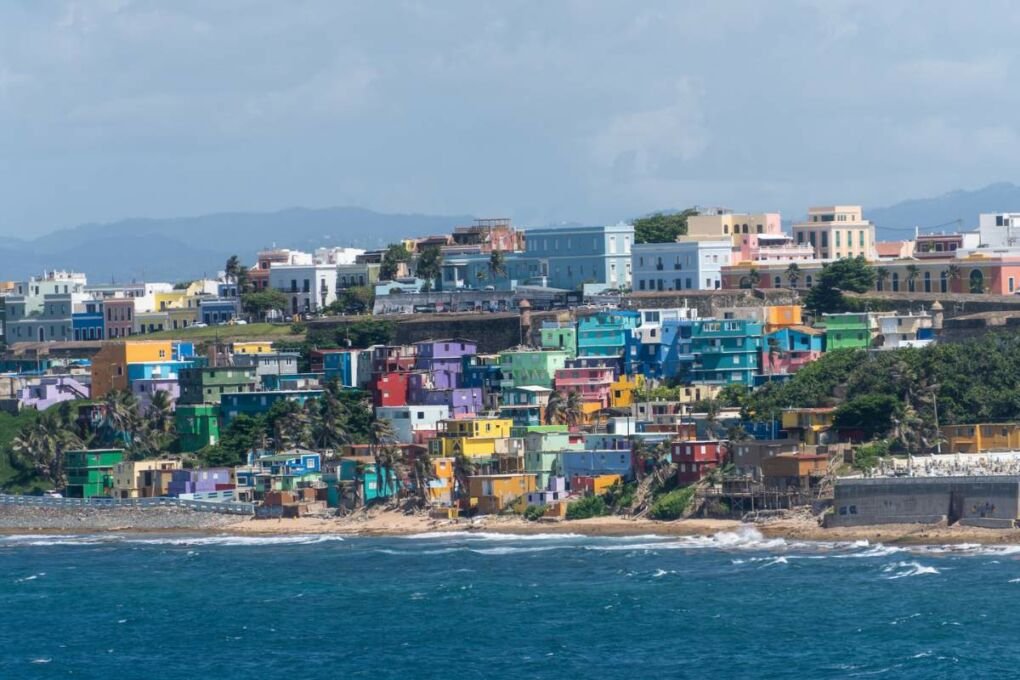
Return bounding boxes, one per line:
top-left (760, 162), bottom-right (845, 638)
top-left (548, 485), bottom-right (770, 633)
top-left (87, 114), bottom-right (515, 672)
top-left (219, 389), bottom-right (323, 424)
top-left (577, 311), bottom-right (641, 358)
top-left (689, 319), bottom-right (764, 385)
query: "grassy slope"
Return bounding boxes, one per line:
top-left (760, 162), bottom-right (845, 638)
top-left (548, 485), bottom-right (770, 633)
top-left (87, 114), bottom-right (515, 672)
top-left (142, 323), bottom-right (304, 342)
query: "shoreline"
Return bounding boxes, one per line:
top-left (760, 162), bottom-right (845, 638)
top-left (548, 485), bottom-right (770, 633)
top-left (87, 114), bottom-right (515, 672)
top-left (7, 508), bottom-right (1020, 546)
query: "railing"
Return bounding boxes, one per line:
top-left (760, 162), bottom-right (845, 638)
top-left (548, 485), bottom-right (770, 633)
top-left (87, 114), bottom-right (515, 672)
top-left (0, 494), bottom-right (254, 515)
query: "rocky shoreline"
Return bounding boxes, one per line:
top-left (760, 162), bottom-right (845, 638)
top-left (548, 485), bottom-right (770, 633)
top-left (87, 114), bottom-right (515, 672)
top-left (0, 505), bottom-right (242, 533)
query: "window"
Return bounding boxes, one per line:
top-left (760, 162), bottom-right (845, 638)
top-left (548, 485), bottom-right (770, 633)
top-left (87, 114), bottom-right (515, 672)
top-left (860, 231), bottom-right (865, 247)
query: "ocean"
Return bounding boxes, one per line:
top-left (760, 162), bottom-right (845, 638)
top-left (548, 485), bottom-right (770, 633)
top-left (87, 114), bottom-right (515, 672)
top-left (1, 528), bottom-right (1017, 678)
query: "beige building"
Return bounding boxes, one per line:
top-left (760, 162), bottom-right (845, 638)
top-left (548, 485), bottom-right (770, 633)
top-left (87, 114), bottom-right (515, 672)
top-left (113, 459), bottom-right (182, 498)
top-left (686, 211), bottom-right (783, 261)
top-left (792, 206), bottom-right (876, 261)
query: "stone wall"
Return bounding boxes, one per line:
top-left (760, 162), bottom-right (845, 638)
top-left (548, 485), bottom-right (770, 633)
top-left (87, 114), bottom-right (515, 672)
top-left (624, 289), bottom-right (801, 316)
top-left (306, 313), bottom-right (525, 354)
top-left (828, 476), bottom-right (1020, 528)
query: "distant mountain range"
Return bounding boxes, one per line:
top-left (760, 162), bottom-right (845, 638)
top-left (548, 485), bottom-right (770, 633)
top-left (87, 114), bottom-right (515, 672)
top-left (6, 183), bottom-right (1020, 282)
top-left (0, 207), bottom-right (473, 282)
top-left (867, 182), bottom-right (1020, 239)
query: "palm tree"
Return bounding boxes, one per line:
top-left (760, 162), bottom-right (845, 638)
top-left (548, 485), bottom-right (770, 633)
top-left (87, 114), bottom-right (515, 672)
top-left (453, 453), bottom-right (477, 503)
top-left (785, 262), bottom-right (801, 288)
top-left (766, 336), bottom-right (782, 375)
top-left (310, 387), bottom-right (350, 451)
top-left (147, 390), bottom-right (175, 435)
top-left (410, 449), bottom-right (437, 508)
top-left (102, 390), bottom-right (142, 447)
top-left (876, 267), bottom-right (890, 291)
top-left (489, 250), bottom-right (507, 279)
top-left (704, 398), bottom-right (721, 439)
top-left (11, 410), bottom-right (83, 489)
top-left (545, 391), bottom-right (565, 425)
top-left (905, 264), bottom-right (920, 292)
top-left (946, 264), bottom-right (962, 293)
top-left (748, 268), bottom-right (761, 288)
top-left (565, 391), bottom-right (584, 427)
top-left (370, 418), bottom-right (400, 501)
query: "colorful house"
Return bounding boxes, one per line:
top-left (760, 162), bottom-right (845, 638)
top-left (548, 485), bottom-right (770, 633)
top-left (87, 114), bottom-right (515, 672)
top-left (560, 449), bottom-right (634, 483)
top-left (175, 404), bottom-right (220, 451)
top-left (781, 407), bottom-right (836, 446)
top-left (467, 473), bottom-right (538, 514)
top-left (540, 320), bottom-right (577, 358)
top-left (219, 389), bottom-right (323, 424)
top-left (167, 468), bottom-right (233, 496)
top-left (763, 325), bottom-right (825, 376)
top-left (577, 310), bottom-right (641, 358)
top-left (371, 372), bottom-right (410, 407)
top-left (498, 349), bottom-right (569, 391)
top-left (689, 319), bottom-right (763, 385)
top-left (113, 458), bottom-right (181, 498)
top-left (90, 340), bottom-right (175, 398)
top-left (65, 449), bottom-right (124, 498)
top-left (553, 366), bottom-right (615, 409)
top-left (233, 341), bottom-right (275, 355)
top-left (671, 440), bottom-right (724, 484)
top-left (337, 457), bottom-right (399, 504)
top-left (375, 404), bottom-right (450, 444)
top-left (429, 417), bottom-right (515, 458)
top-left (940, 423), bottom-right (1020, 454)
top-left (821, 313), bottom-right (872, 350)
top-left (414, 339), bottom-right (477, 389)
top-left (177, 366), bottom-right (258, 405)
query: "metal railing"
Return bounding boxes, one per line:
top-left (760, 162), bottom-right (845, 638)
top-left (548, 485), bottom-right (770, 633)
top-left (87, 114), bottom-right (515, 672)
top-left (0, 494), bottom-right (254, 516)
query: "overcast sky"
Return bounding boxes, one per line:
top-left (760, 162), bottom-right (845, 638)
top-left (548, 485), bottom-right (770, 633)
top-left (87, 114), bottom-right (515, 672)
top-left (1, 0), bottom-right (1019, 237)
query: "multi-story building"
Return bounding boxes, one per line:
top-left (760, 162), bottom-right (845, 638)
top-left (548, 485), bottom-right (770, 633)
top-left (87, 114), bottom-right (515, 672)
top-left (821, 313), bottom-right (872, 351)
top-left (781, 407), bottom-right (836, 445)
top-left (524, 223), bottom-right (634, 291)
top-left (72, 299), bottom-right (105, 341)
top-left (113, 458), bottom-right (182, 498)
top-left (268, 263), bottom-right (337, 316)
top-left (5, 292), bottom-right (89, 344)
top-left (199, 298), bottom-right (240, 325)
top-left (233, 352), bottom-right (300, 381)
top-left (539, 320), bottom-right (577, 358)
top-left (553, 366), bottom-right (615, 409)
top-left (498, 349), bottom-right (569, 390)
top-left (177, 366), bottom-right (258, 405)
top-left (337, 263), bottom-right (382, 290)
top-left (104, 297), bottom-right (136, 339)
top-left (631, 240), bottom-right (731, 292)
top-left (873, 311), bottom-right (934, 350)
top-left (688, 319), bottom-right (763, 385)
top-left (219, 389), bottom-right (323, 424)
top-left (978, 213), bottom-right (1020, 249)
top-left (671, 440), bottom-right (724, 484)
top-left (249, 249), bottom-right (313, 291)
top-left (430, 417), bottom-right (515, 458)
top-left (763, 326), bottom-right (825, 375)
top-left (413, 339), bottom-right (477, 390)
top-left (65, 449), bottom-right (124, 498)
top-left (792, 205), bottom-right (876, 261)
top-left (175, 404), bottom-right (220, 451)
top-left (91, 340), bottom-right (175, 398)
top-left (375, 404), bottom-right (450, 444)
top-left (576, 310), bottom-right (640, 358)
top-left (686, 211), bottom-right (783, 261)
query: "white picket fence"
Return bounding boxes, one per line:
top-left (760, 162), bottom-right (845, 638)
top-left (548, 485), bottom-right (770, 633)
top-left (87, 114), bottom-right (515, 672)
top-left (0, 494), bottom-right (254, 516)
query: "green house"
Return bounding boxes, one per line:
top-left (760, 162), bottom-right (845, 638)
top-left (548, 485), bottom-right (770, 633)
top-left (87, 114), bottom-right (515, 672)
top-left (523, 430), bottom-right (584, 488)
top-left (498, 349), bottom-right (569, 391)
top-left (175, 404), bottom-right (221, 452)
top-left (540, 321), bottom-right (577, 359)
top-left (822, 313), bottom-right (872, 350)
top-left (65, 449), bottom-right (124, 498)
top-left (177, 366), bottom-right (257, 405)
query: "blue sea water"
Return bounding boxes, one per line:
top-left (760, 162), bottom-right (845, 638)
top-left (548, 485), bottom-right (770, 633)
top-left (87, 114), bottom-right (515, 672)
top-left (1, 528), bottom-right (1018, 678)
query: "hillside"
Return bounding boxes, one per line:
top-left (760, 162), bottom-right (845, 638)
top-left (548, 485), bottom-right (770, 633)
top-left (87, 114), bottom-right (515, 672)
top-left (868, 182), bottom-right (1020, 238)
top-left (5, 207), bottom-right (474, 282)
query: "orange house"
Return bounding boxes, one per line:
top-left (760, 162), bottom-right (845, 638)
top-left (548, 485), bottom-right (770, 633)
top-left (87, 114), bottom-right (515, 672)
top-left (91, 340), bottom-right (174, 398)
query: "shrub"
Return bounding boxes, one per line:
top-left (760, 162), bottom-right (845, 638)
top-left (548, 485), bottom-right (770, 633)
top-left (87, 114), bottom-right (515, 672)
top-left (649, 487), bottom-right (696, 521)
top-left (523, 505), bottom-right (546, 522)
top-left (566, 495), bottom-right (608, 520)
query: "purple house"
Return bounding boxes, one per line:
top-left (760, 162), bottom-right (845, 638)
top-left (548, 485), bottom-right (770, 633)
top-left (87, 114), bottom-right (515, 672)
top-left (17, 375), bottom-right (90, 410)
top-left (422, 388), bottom-right (484, 417)
top-left (132, 378), bottom-right (180, 413)
top-left (167, 468), bottom-right (232, 496)
top-left (414, 339), bottom-right (478, 390)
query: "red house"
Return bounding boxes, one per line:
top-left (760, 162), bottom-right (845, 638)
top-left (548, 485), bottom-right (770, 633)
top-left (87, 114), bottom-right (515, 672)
top-left (371, 372), bottom-right (409, 407)
top-left (671, 440), bottom-right (724, 484)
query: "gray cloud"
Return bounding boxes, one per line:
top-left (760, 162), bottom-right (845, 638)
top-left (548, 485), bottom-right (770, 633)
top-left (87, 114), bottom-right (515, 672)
top-left (1, 0), bottom-right (1020, 236)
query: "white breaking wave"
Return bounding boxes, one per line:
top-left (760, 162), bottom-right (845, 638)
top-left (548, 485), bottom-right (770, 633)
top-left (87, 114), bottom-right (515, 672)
top-left (403, 531), bottom-right (586, 541)
top-left (883, 561), bottom-right (941, 579)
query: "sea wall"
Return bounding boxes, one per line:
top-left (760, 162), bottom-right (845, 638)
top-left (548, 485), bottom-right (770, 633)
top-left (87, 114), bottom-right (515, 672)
top-left (828, 476), bottom-right (1020, 528)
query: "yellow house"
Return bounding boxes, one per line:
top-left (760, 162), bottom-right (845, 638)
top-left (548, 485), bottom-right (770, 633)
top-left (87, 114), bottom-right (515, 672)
top-left (167, 306), bottom-right (199, 330)
top-left (941, 423), bottom-right (1020, 453)
top-left (430, 418), bottom-right (514, 458)
top-left (91, 340), bottom-right (175, 398)
top-left (429, 457), bottom-right (456, 504)
top-left (467, 473), bottom-right (538, 514)
top-left (591, 474), bottom-right (622, 496)
top-left (781, 407), bottom-right (836, 446)
top-left (765, 305), bottom-right (803, 332)
top-left (113, 458), bottom-right (182, 498)
top-left (610, 374), bottom-right (644, 409)
top-left (233, 341), bottom-right (275, 355)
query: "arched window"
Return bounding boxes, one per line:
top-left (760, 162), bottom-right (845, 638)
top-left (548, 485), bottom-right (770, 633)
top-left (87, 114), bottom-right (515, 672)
top-left (773, 276), bottom-right (781, 288)
top-left (970, 269), bottom-right (984, 294)
top-left (805, 275), bottom-right (813, 287)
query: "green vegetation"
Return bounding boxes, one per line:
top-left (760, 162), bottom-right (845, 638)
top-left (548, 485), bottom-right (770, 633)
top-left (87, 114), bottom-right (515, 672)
top-left (633, 209), bottom-right (698, 244)
top-left (144, 322), bottom-right (301, 341)
top-left (804, 256), bottom-right (876, 315)
top-left (380, 243), bottom-right (412, 280)
top-left (0, 408), bottom-right (41, 491)
top-left (523, 504), bottom-right (546, 522)
top-left (415, 246), bottom-right (443, 291)
top-left (649, 486), bottom-right (696, 520)
top-left (852, 440), bottom-right (890, 472)
top-left (241, 289), bottom-right (289, 321)
top-left (566, 494), bottom-right (609, 519)
top-left (326, 286), bottom-right (374, 316)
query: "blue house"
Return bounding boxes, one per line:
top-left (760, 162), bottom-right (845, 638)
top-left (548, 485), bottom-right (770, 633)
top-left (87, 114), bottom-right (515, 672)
top-left (689, 319), bottom-right (764, 386)
top-left (200, 298), bottom-right (239, 325)
top-left (524, 223), bottom-right (635, 291)
top-left (559, 449), bottom-right (634, 483)
top-left (220, 390), bottom-right (324, 423)
top-left (624, 318), bottom-right (695, 380)
top-left (338, 458), bottom-right (399, 503)
top-left (173, 342), bottom-right (197, 361)
top-left (127, 360), bottom-right (195, 382)
top-left (72, 300), bottom-right (105, 341)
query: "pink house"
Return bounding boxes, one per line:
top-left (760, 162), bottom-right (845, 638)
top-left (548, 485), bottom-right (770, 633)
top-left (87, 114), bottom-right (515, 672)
top-left (553, 366), bottom-right (615, 409)
top-left (105, 298), bottom-right (135, 339)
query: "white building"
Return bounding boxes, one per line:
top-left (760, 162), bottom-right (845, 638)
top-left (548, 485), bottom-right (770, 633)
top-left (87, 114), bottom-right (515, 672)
top-left (268, 264), bottom-right (338, 316)
top-left (374, 405), bottom-right (450, 443)
top-left (315, 247), bottom-right (365, 265)
top-left (630, 240), bottom-right (731, 292)
top-left (978, 213), bottom-right (1020, 249)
